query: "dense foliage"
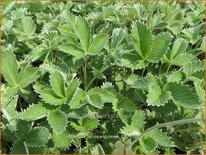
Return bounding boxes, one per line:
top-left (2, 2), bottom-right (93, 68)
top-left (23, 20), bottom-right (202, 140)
top-left (1, 1), bottom-right (205, 154)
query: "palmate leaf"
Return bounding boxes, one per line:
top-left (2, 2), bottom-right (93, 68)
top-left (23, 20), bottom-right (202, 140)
top-left (147, 84), bottom-right (169, 107)
top-left (2, 51), bottom-right (18, 87)
top-left (18, 68), bottom-right (41, 88)
top-left (25, 127), bottom-right (50, 147)
top-left (50, 71), bottom-right (65, 98)
top-left (75, 16), bottom-right (91, 52)
top-left (19, 103), bottom-right (49, 121)
top-left (52, 131), bottom-right (71, 149)
top-left (88, 33), bottom-right (108, 55)
top-left (48, 110), bottom-right (68, 134)
top-left (165, 82), bottom-right (200, 109)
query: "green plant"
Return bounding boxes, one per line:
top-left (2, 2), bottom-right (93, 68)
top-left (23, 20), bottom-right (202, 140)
top-left (1, 1), bottom-right (205, 154)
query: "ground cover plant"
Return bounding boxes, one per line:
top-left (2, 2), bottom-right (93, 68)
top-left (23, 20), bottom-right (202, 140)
top-left (1, 1), bottom-right (205, 154)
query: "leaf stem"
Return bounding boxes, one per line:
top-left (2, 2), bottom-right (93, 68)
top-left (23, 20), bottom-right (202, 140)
top-left (131, 118), bottom-right (203, 146)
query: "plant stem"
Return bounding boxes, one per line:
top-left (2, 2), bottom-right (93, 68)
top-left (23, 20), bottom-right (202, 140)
top-left (23, 141), bottom-right (30, 154)
top-left (131, 117), bottom-right (203, 146)
top-left (141, 68), bottom-right (146, 76)
top-left (166, 64), bottom-right (171, 74)
top-left (83, 58), bottom-right (87, 91)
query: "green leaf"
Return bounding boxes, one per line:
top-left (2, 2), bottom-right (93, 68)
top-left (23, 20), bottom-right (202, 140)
top-left (26, 127), bottom-right (50, 147)
top-left (183, 60), bottom-right (204, 77)
top-left (52, 131), bottom-right (71, 149)
top-left (88, 33), bottom-right (108, 55)
top-left (121, 110), bottom-right (145, 136)
top-left (111, 28), bottom-right (126, 49)
top-left (147, 32), bottom-right (171, 62)
top-left (144, 129), bottom-right (173, 147)
top-left (48, 110), bottom-right (68, 134)
top-left (91, 144), bottom-right (105, 155)
top-left (75, 16), bottom-right (91, 52)
top-left (11, 139), bottom-right (27, 154)
top-left (66, 79), bottom-right (81, 103)
top-left (70, 118), bottom-right (99, 132)
top-left (147, 84), bottom-right (169, 106)
top-left (34, 83), bottom-right (65, 106)
top-left (167, 71), bottom-right (184, 83)
top-left (194, 79), bottom-right (205, 104)
top-left (140, 137), bottom-right (157, 152)
top-left (21, 16), bottom-right (36, 36)
top-left (165, 83), bottom-right (200, 109)
top-left (18, 68), bottom-right (41, 88)
top-left (69, 89), bottom-right (86, 109)
top-left (50, 71), bottom-right (65, 98)
top-left (88, 87), bottom-right (118, 103)
top-left (19, 103), bottom-right (49, 121)
top-left (131, 22), bottom-right (153, 59)
top-left (59, 43), bottom-right (85, 59)
top-left (170, 53), bottom-right (195, 66)
top-left (170, 38), bottom-right (188, 59)
top-left (2, 51), bottom-right (18, 86)
top-left (86, 93), bottom-right (103, 109)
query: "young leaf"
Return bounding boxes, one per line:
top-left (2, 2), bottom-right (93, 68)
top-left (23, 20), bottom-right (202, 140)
top-left (88, 33), bottom-right (108, 55)
top-left (21, 16), bottom-right (36, 36)
top-left (2, 51), bottom-right (18, 86)
top-left (48, 110), bottom-right (68, 134)
top-left (25, 127), bottom-right (50, 147)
